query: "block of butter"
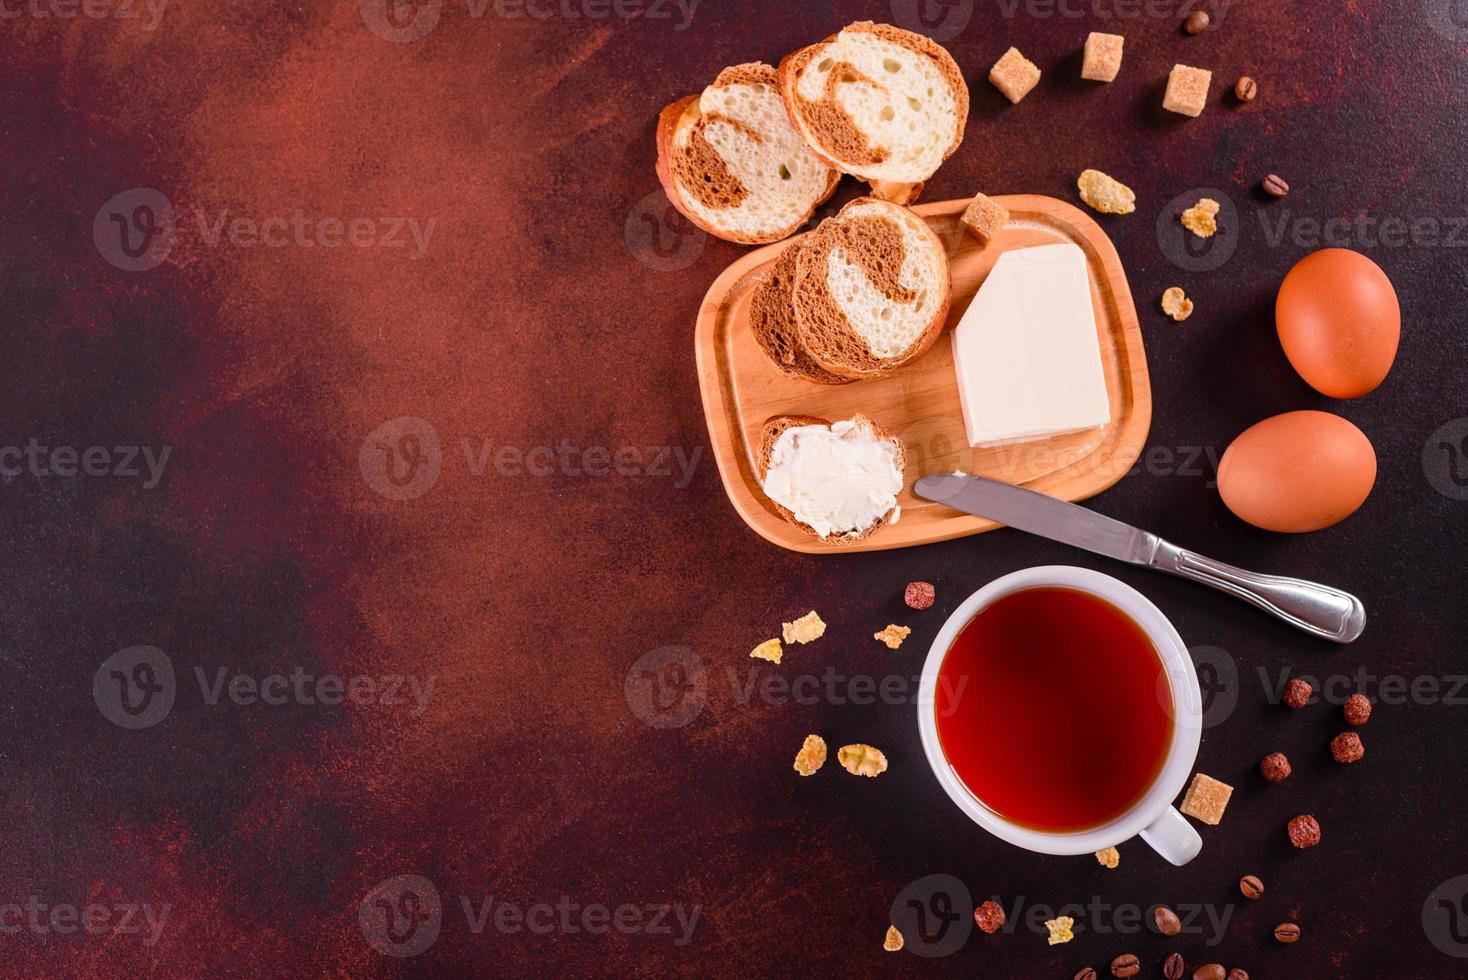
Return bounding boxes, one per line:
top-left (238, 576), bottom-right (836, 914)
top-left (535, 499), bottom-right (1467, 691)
top-left (951, 243), bottom-right (1111, 447)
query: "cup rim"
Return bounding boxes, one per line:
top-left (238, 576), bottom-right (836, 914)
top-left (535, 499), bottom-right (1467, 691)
top-left (916, 565), bottom-right (1202, 856)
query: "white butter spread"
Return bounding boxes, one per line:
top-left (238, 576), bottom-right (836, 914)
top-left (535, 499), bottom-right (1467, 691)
top-left (950, 242), bottom-right (1111, 447)
top-left (761, 419), bottom-right (903, 539)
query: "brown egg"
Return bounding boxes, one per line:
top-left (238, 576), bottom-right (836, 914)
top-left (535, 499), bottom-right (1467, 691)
top-left (1217, 411), bottom-right (1376, 532)
top-left (1276, 248), bottom-right (1399, 398)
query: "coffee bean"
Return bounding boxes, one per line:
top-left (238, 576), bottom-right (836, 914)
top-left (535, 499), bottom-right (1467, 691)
top-left (1074, 968), bottom-right (1099, 980)
top-left (1226, 971), bottom-right (1249, 980)
top-left (1239, 874), bottom-right (1264, 900)
top-left (1164, 952), bottom-right (1186, 979)
top-left (1193, 966), bottom-right (1226, 980)
top-left (1185, 10), bottom-right (1210, 33)
top-left (1262, 174), bottom-right (1290, 198)
top-left (1110, 953), bottom-right (1140, 978)
top-left (1154, 905), bottom-right (1182, 936)
top-left (1275, 922), bottom-right (1302, 944)
top-left (1235, 76), bottom-right (1258, 101)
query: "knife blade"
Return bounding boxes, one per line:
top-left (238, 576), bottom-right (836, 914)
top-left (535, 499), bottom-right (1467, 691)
top-left (913, 473), bottom-right (1366, 643)
top-left (914, 473), bottom-right (1160, 565)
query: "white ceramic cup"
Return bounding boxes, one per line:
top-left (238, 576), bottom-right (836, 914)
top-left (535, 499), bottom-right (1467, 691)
top-left (916, 566), bottom-right (1203, 866)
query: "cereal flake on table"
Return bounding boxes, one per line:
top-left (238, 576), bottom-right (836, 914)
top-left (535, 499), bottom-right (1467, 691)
top-left (1179, 772), bottom-right (1233, 825)
top-left (1161, 286), bottom-right (1194, 321)
top-left (749, 638), bottom-right (782, 664)
top-left (1044, 915), bottom-right (1075, 945)
top-left (782, 611), bottom-right (826, 644)
top-left (883, 925), bottom-right (904, 951)
top-left (837, 743), bottom-right (888, 777)
top-left (793, 734), bottom-right (827, 776)
top-left (1077, 169), bottom-right (1136, 215)
top-left (1094, 846), bottom-right (1120, 869)
top-left (1181, 198), bottom-right (1220, 238)
top-left (873, 624), bottom-right (911, 649)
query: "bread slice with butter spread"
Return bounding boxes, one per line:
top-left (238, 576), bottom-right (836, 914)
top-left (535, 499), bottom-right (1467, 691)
top-left (655, 63), bottom-right (840, 245)
top-left (791, 197), bottom-right (950, 379)
top-left (757, 414), bottom-right (905, 544)
top-left (778, 22), bottom-right (968, 198)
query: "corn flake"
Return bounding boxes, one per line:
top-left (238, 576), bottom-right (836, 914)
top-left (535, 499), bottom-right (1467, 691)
top-left (1045, 915), bottom-right (1075, 945)
top-left (793, 734), bottom-right (827, 776)
top-left (873, 624), bottom-right (911, 649)
top-left (1161, 286), bottom-right (1194, 321)
top-left (1094, 846), bottom-right (1120, 869)
top-left (837, 743), bottom-right (888, 777)
top-left (749, 638), bottom-right (782, 664)
top-left (883, 925), bottom-right (904, 951)
top-left (1077, 169), bottom-right (1136, 215)
top-left (782, 611), bottom-right (826, 645)
top-left (1180, 198), bottom-right (1220, 237)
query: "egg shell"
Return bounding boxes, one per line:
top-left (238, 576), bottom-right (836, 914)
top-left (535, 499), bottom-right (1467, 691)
top-left (1217, 411), bottom-right (1376, 532)
top-left (1276, 248), bottom-right (1400, 399)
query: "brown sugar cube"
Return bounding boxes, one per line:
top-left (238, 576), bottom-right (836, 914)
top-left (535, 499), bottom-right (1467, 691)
top-left (990, 47), bottom-right (1041, 104)
top-left (1178, 772), bottom-right (1233, 825)
top-left (1163, 64), bottom-right (1213, 117)
top-left (961, 192), bottom-right (1009, 246)
top-left (1082, 32), bottom-right (1125, 82)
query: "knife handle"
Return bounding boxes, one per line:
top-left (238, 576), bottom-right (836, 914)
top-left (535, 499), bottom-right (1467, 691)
top-left (1149, 540), bottom-right (1366, 643)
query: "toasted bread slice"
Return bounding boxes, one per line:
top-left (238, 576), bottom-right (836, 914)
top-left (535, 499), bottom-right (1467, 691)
top-left (655, 63), bottom-right (840, 245)
top-left (749, 242), bottom-right (852, 385)
top-left (757, 414), bottom-right (906, 544)
top-left (791, 197), bottom-right (950, 379)
top-left (778, 22), bottom-right (968, 186)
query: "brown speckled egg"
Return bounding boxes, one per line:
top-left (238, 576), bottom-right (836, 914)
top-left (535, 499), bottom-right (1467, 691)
top-left (1276, 248), bottom-right (1400, 399)
top-left (1217, 411), bottom-right (1376, 532)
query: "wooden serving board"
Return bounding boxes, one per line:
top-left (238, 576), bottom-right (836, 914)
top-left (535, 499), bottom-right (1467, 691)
top-left (694, 194), bottom-right (1152, 554)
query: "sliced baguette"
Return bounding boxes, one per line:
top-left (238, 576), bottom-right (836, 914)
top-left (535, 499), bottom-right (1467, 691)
top-left (756, 414), bottom-right (906, 544)
top-left (778, 22), bottom-right (968, 187)
top-left (791, 197), bottom-right (950, 379)
top-left (749, 241), bottom-right (852, 385)
top-left (655, 63), bottom-right (840, 245)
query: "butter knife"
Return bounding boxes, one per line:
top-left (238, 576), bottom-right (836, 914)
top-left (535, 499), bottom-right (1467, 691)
top-left (914, 473), bottom-right (1365, 643)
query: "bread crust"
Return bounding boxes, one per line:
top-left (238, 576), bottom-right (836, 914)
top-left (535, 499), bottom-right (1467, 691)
top-left (791, 197), bottom-right (951, 379)
top-left (748, 241), bottom-right (853, 385)
top-left (777, 21), bottom-right (968, 183)
top-left (756, 414), bottom-right (906, 544)
top-left (654, 64), bottom-right (839, 246)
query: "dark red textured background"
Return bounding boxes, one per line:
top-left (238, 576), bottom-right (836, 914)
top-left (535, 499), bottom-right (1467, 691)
top-left (2, 0), bottom-right (1466, 976)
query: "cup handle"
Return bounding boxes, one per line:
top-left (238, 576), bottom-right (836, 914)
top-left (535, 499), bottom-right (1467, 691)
top-left (1140, 806), bottom-right (1201, 866)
